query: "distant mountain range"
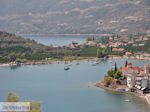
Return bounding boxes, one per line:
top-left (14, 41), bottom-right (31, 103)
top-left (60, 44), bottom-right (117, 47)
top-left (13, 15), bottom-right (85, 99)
top-left (0, 0), bottom-right (150, 35)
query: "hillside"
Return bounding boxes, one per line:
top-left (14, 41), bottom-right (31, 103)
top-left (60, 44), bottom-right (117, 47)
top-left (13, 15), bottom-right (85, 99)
top-left (0, 32), bottom-right (70, 62)
top-left (0, 0), bottom-right (150, 34)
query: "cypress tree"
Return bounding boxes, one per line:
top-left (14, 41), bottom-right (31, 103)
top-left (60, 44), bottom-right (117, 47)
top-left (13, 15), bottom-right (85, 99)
top-left (115, 62), bottom-right (117, 72)
top-left (125, 60), bottom-right (128, 67)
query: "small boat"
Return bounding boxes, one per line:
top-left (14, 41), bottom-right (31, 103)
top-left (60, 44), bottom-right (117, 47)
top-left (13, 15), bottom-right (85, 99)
top-left (67, 64), bottom-right (72, 66)
top-left (92, 61), bottom-right (100, 66)
top-left (64, 66), bottom-right (70, 70)
top-left (124, 100), bottom-right (131, 102)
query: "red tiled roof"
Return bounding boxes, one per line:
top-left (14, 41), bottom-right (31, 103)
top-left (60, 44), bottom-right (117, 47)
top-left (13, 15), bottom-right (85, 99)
top-left (132, 67), bottom-right (143, 70)
top-left (112, 48), bottom-right (125, 52)
top-left (140, 70), bottom-right (145, 74)
top-left (120, 67), bottom-right (130, 70)
top-left (127, 62), bottom-right (132, 65)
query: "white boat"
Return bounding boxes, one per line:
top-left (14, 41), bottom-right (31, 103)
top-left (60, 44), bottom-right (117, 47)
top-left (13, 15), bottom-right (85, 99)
top-left (92, 61), bottom-right (100, 66)
top-left (64, 66), bottom-right (70, 70)
top-left (124, 100), bottom-right (131, 102)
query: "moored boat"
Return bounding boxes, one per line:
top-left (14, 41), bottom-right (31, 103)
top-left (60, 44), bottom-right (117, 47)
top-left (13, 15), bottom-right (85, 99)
top-left (64, 66), bottom-right (70, 70)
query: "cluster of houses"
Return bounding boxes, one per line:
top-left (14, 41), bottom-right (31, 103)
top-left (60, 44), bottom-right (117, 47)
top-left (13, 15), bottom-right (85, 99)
top-left (69, 35), bottom-right (149, 56)
top-left (120, 62), bottom-right (150, 94)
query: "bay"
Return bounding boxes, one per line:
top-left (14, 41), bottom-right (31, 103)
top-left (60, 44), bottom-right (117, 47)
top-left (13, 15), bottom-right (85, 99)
top-left (23, 35), bottom-right (101, 46)
top-left (0, 59), bottom-right (150, 112)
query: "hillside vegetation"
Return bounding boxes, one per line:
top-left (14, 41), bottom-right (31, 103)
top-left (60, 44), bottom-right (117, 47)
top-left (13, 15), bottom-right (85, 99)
top-left (0, 0), bottom-right (149, 34)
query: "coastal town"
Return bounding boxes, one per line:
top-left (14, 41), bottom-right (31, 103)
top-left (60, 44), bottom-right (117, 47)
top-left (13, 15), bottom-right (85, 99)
top-left (69, 34), bottom-right (150, 60)
top-left (95, 61), bottom-right (150, 104)
top-left (1, 33), bottom-right (150, 66)
top-left (1, 0), bottom-right (150, 112)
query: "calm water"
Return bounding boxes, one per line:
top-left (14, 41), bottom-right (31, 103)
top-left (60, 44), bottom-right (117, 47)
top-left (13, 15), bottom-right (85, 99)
top-left (23, 35), bottom-right (101, 46)
top-left (0, 59), bottom-right (150, 112)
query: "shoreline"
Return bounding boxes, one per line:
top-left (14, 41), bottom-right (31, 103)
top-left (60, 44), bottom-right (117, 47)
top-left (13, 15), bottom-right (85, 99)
top-left (1, 55), bottom-right (150, 67)
top-left (94, 82), bottom-right (150, 106)
top-left (109, 55), bottom-right (150, 61)
top-left (0, 57), bottom-right (99, 67)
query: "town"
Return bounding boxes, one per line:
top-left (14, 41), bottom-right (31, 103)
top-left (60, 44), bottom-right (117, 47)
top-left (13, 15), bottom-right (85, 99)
top-left (68, 34), bottom-right (150, 60)
top-left (95, 61), bottom-right (150, 104)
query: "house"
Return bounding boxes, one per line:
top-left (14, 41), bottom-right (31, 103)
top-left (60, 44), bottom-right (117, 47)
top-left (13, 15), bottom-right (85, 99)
top-left (143, 37), bottom-right (149, 41)
top-left (112, 48), bottom-right (125, 52)
top-left (97, 43), bottom-right (107, 48)
top-left (70, 45), bottom-right (75, 49)
top-left (125, 52), bottom-right (132, 56)
top-left (87, 41), bottom-right (96, 46)
top-left (121, 62), bottom-right (150, 94)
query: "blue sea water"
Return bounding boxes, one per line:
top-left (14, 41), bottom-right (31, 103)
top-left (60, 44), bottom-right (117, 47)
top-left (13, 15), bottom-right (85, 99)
top-left (23, 35), bottom-right (101, 46)
top-left (0, 59), bottom-right (150, 112)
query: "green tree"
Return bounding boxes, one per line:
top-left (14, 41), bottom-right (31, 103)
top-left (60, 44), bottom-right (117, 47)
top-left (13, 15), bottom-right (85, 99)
top-left (9, 52), bottom-right (16, 61)
top-left (104, 76), bottom-right (113, 86)
top-left (96, 49), bottom-right (101, 58)
top-left (6, 92), bottom-right (42, 112)
top-left (30, 101), bottom-right (42, 112)
top-left (125, 60), bottom-right (128, 67)
top-left (107, 69), bottom-right (115, 77)
top-left (115, 62), bottom-right (117, 72)
top-left (113, 69), bottom-right (122, 79)
top-left (7, 92), bottom-right (19, 102)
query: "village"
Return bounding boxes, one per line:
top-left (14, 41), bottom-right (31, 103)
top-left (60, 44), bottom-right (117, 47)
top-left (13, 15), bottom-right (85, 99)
top-left (68, 34), bottom-right (150, 60)
top-left (95, 60), bottom-right (150, 105)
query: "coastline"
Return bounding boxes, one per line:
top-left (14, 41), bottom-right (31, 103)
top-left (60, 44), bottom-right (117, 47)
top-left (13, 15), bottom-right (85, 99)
top-left (109, 55), bottom-right (150, 61)
top-left (0, 57), bottom-right (98, 67)
top-left (1, 55), bottom-right (150, 67)
top-left (94, 82), bottom-right (150, 106)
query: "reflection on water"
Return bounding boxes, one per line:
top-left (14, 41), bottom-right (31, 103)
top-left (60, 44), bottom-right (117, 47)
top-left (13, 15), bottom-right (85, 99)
top-left (10, 65), bottom-right (21, 70)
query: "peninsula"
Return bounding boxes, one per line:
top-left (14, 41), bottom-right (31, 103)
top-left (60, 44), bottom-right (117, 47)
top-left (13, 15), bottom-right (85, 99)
top-left (95, 61), bottom-right (150, 105)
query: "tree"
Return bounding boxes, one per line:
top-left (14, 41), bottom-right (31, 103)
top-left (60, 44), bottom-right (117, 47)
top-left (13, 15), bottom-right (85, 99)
top-left (104, 76), bottom-right (113, 86)
top-left (30, 101), bottom-right (42, 112)
top-left (107, 69), bottom-right (115, 77)
top-left (7, 92), bottom-right (19, 102)
top-left (9, 52), bottom-right (16, 62)
top-left (115, 62), bottom-right (117, 72)
top-left (6, 92), bottom-right (42, 112)
top-left (125, 60), bottom-right (128, 67)
top-left (96, 49), bottom-right (101, 58)
top-left (114, 69), bottom-right (122, 79)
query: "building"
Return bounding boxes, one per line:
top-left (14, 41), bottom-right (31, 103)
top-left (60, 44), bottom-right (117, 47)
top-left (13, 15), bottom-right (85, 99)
top-left (120, 62), bottom-right (150, 94)
top-left (112, 48), bottom-right (125, 52)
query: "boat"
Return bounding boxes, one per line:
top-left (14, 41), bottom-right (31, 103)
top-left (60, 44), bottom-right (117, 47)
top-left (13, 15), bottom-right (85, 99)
top-left (92, 61), bottom-right (100, 66)
top-left (67, 64), bottom-right (72, 66)
top-left (124, 100), bottom-right (131, 102)
top-left (64, 66), bottom-right (70, 70)
top-left (92, 63), bottom-right (97, 66)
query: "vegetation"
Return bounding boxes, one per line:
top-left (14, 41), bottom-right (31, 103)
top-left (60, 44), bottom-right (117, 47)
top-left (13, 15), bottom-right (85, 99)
top-left (7, 92), bottom-right (42, 112)
top-left (104, 76), bottom-right (113, 86)
top-left (104, 63), bottom-right (122, 86)
top-left (0, 31), bottom-right (150, 63)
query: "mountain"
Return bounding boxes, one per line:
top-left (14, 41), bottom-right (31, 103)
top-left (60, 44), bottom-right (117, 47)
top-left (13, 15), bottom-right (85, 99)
top-left (0, 0), bottom-right (150, 34)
